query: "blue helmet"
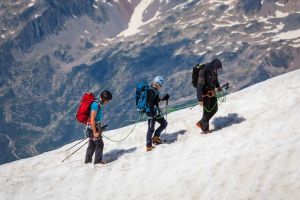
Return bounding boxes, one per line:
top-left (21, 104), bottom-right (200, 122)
top-left (154, 76), bottom-right (164, 86)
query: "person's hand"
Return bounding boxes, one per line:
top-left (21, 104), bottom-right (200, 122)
top-left (93, 132), bottom-right (100, 138)
top-left (162, 93), bottom-right (169, 101)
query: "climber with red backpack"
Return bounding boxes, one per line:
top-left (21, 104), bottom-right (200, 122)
top-left (76, 90), bottom-right (112, 165)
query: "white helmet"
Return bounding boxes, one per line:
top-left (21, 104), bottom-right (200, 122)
top-left (154, 76), bottom-right (164, 86)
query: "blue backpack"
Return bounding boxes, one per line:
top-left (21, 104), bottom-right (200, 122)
top-left (136, 81), bottom-right (150, 112)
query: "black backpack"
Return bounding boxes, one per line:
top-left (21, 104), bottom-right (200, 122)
top-left (192, 63), bottom-right (206, 88)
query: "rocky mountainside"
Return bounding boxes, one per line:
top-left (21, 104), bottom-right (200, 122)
top-left (0, 0), bottom-right (299, 164)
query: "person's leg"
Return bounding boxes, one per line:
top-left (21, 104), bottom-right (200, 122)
top-left (94, 138), bottom-right (104, 164)
top-left (85, 140), bottom-right (96, 163)
top-left (154, 117), bottom-right (168, 137)
top-left (146, 119), bottom-right (155, 147)
top-left (207, 97), bottom-right (218, 121)
top-left (199, 97), bottom-right (210, 131)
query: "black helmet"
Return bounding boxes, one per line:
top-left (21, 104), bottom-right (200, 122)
top-left (210, 58), bottom-right (222, 69)
top-left (100, 90), bottom-right (112, 101)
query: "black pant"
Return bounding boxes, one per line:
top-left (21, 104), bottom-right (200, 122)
top-left (85, 128), bottom-right (104, 164)
top-left (146, 116), bottom-right (168, 147)
top-left (199, 96), bottom-right (218, 131)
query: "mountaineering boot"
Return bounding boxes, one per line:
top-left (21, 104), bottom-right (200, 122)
top-left (196, 121), bottom-right (209, 134)
top-left (195, 121), bottom-right (203, 130)
top-left (152, 136), bottom-right (162, 145)
top-left (94, 160), bottom-right (107, 165)
top-left (146, 146), bottom-right (155, 152)
top-left (94, 161), bottom-right (107, 168)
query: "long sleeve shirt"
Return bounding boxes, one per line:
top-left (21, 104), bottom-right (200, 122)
top-left (197, 66), bottom-right (220, 102)
top-left (147, 86), bottom-right (160, 117)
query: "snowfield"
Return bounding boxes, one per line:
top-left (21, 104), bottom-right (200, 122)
top-left (1, 70), bottom-right (300, 200)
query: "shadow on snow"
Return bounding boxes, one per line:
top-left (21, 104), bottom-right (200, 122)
top-left (160, 129), bottom-right (187, 144)
top-left (104, 147), bottom-right (137, 163)
top-left (211, 113), bottom-right (246, 132)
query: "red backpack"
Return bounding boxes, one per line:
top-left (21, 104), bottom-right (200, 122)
top-left (76, 92), bottom-right (96, 124)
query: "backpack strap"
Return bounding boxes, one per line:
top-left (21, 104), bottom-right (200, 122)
top-left (93, 99), bottom-right (102, 114)
top-left (87, 100), bottom-right (101, 124)
top-left (148, 86), bottom-right (158, 96)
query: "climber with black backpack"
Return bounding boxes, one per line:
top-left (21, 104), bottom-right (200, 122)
top-left (136, 76), bottom-right (169, 151)
top-left (76, 90), bottom-right (112, 164)
top-left (192, 58), bottom-right (223, 133)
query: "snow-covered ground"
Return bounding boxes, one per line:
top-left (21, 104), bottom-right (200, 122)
top-left (1, 70), bottom-right (300, 200)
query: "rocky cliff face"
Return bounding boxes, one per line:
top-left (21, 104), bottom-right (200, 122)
top-left (0, 0), bottom-right (299, 164)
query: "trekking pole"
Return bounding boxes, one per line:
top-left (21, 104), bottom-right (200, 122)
top-left (65, 137), bottom-right (87, 152)
top-left (165, 99), bottom-right (168, 134)
top-left (221, 82), bottom-right (230, 90)
top-left (61, 140), bottom-right (89, 163)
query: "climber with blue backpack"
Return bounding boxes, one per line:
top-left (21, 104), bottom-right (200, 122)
top-left (136, 76), bottom-right (169, 151)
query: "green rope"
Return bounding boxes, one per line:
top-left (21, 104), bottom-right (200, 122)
top-left (202, 91), bottom-right (226, 113)
top-left (101, 114), bottom-right (142, 142)
top-left (216, 90), bottom-right (226, 102)
top-left (102, 91), bottom-right (226, 142)
top-left (167, 103), bottom-right (198, 113)
top-left (166, 91), bottom-right (227, 114)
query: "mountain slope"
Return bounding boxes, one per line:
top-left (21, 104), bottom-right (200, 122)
top-left (1, 0), bottom-right (300, 165)
top-left (0, 69), bottom-right (299, 200)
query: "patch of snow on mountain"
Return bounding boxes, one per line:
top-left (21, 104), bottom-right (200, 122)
top-left (275, 2), bottom-right (285, 7)
top-left (118, 0), bottom-right (158, 37)
top-left (275, 10), bottom-right (289, 18)
top-left (273, 28), bottom-right (300, 41)
top-left (172, 0), bottom-right (194, 10)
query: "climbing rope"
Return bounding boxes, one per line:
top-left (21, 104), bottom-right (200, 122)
top-left (100, 87), bottom-right (227, 141)
top-left (166, 90), bottom-right (227, 114)
top-left (201, 90), bottom-right (226, 113)
top-left (101, 113), bottom-right (143, 142)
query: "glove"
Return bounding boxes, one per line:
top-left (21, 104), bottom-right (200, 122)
top-left (162, 93), bottom-right (169, 101)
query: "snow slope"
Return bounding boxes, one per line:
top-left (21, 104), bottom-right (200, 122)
top-left (1, 70), bottom-right (300, 200)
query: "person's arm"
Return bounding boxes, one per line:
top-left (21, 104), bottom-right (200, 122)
top-left (216, 71), bottom-right (221, 91)
top-left (148, 89), bottom-right (157, 117)
top-left (90, 111), bottom-right (99, 138)
top-left (90, 103), bottom-right (100, 138)
top-left (197, 69), bottom-right (206, 103)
